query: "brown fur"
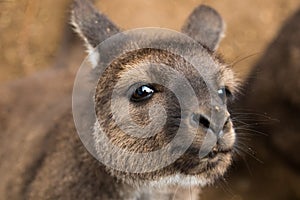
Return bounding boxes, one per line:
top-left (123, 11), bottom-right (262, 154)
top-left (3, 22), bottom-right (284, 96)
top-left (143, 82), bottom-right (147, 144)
top-left (0, 0), bottom-right (240, 199)
top-left (94, 48), bottom-right (237, 186)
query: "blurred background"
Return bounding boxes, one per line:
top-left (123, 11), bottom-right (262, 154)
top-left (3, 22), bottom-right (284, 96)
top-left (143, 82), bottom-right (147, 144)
top-left (1, 0), bottom-right (300, 199)
top-left (1, 0), bottom-right (300, 82)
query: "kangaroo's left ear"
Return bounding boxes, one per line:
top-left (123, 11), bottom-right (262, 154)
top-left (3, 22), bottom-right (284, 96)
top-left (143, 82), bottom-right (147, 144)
top-left (71, 0), bottom-right (120, 51)
top-left (182, 5), bottom-right (225, 52)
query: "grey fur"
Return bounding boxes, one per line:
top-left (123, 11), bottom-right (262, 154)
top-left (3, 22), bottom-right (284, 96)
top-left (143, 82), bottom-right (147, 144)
top-left (71, 0), bottom-right (238, 199)
top-left (182, 5), bottom-right (225, 51)
top-left (71, 0), bottom-right (120, 49)
top-left (0, 1), bottom-right (238, 200)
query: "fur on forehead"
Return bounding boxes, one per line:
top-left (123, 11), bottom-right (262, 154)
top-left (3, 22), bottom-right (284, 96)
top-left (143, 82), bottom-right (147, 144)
top-left (97, 48), bottom-right (223, 87)
top-left (217, 64), bottom-right (240, 96)
top-left (93, 48), bottom-right (240, 104)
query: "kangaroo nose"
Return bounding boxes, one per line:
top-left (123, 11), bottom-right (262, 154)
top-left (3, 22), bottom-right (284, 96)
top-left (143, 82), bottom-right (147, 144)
top-left (191, 113), bottom-right (229, 133)
top-left (192, 113), bottom-right (210, 128)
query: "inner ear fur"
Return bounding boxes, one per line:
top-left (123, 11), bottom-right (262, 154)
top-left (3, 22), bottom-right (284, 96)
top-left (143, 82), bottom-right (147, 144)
top-left (182, 5), bottom-right (225, 52)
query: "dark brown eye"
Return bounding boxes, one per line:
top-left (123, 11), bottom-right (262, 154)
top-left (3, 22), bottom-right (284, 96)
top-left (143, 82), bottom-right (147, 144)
top-left (218, 87), bottom-right (232, 103)
top-left (217, 88), bottom-right (225, 104)
top-left (224, 87), bottom-right (233, 98)
top-left (131, 85), bottom-right (155, 102)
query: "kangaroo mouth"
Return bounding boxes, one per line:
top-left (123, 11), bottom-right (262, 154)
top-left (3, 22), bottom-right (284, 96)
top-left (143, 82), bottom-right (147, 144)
top-left (171, 145), bottom-right (233, 177)
top-left (203, 148), bottom-right (233, 160)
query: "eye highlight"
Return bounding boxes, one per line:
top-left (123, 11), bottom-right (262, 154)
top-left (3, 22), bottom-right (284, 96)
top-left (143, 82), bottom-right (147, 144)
top-left (131, 85), bottom-right (155, 102)
top-left (218, 87), bottom-right (232, 102)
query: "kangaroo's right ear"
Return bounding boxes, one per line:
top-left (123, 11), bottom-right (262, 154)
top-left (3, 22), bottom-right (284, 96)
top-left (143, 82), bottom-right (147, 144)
top-left (182, 5), bottom-right (225, 52)
top-left (71, 0), bottom-right (120, 51)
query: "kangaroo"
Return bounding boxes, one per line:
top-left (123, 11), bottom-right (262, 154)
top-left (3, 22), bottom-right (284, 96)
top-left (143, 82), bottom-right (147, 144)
top-left (0, 0), bottom-right (240, 199)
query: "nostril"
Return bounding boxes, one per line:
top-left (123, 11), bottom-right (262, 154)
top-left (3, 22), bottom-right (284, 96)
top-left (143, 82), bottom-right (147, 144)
top-left (191, 113), bottom-right (230, 132)
top-left (192, 113), bottom-right (211, 129)
top-left (224, 117), bottom-right (230, 127)
top-left (199, 114), bottom-right (210, 129)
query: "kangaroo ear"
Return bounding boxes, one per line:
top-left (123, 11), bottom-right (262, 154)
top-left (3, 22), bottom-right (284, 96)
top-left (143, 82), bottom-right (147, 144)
top-left (182, 5), bottom-right (225, 52)
top-left (71, 0), bottom-right (120, 51)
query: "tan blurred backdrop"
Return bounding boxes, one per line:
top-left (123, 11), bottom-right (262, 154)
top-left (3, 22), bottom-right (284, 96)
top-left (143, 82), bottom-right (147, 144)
top-left (1, 0), bottom-right (300, 83)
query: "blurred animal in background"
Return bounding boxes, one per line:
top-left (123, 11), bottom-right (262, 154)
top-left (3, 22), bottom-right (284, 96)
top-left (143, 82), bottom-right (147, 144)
top-left (241, 7), bottom-right (300, 169)
top-left (202, 7), bottom-right (300, 200)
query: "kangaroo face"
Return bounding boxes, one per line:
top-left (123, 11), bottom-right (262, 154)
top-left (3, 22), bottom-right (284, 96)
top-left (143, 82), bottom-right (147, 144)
top-left (72, 0), bottom-right (239, 187)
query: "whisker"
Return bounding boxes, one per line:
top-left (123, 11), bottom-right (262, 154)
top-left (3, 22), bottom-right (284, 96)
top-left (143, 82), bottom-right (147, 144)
top-left (229, 52), bottom-right (262, 68)
top-left (234, 122), bottom-right (274, 128)
top-left (235, 136), bottom-right (252, 142)
top-left (231, 112), bottom-right (275, 118)
top-left (234, 146), bottom-right (254, 175)
top-left (233, 121), bottom-right (270, 128)
top-left (234, 139), bottom-right (254, 149)
top-left (231, 115), bottom-right (274, 120)
top-left (189, 177), bottom-right (192, 200)
top-left (215, 176), bottom-right (235, 197)
top-left (235, 145), bottom-right (263, 164)
top-left (234, 123), bottom-right (265, 130)
top-left (232, 147), bottom-right (254, 177)
top-left (231, 108), bottom-right (266, 112)
top-left (172, 184), bottom-right (180, 200)
top-left (235, 127), bottom-right (268, 136)
top-left (242, 155), bottom-right (253, 176)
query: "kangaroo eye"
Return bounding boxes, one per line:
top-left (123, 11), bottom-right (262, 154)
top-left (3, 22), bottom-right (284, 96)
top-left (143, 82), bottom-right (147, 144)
top-left (131, 85), bottom-right (155, 102)
top-left (218, 87), bottom-right (232, 102)
top-left (218, 88), bottom-right (226, 101)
